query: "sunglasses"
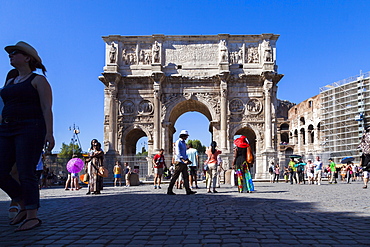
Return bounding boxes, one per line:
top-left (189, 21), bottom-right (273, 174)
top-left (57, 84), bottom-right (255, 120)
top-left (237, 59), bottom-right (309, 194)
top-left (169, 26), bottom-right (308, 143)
top-left (9, 50), bottom-right (26, 56)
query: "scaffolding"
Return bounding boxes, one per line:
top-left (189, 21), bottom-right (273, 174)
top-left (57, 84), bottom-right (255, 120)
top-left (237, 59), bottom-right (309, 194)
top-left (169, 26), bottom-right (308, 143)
top-left (320, 71), bottom-right (370, 162)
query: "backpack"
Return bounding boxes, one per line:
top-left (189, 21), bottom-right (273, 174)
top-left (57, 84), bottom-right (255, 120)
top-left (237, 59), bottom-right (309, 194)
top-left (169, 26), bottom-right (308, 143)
top-left (269, 166), bottom-right (274, 173)
top-left (297, 164), bottom-right (304, 173)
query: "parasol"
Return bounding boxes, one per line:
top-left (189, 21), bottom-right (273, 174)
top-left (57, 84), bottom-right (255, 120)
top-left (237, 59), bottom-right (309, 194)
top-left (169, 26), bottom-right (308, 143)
top-left (66, 158), bottom-right (84, 173)
top-left (341, 156), bottom-right (355, 164)
top-left (289, 155), bottom-right (302, 158)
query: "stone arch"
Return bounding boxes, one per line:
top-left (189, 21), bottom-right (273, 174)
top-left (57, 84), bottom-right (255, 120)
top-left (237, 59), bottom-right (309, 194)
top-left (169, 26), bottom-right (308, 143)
top-left (294, 129), bottom-right (298, 144)
top-left (280, 123), bottom-right (289, 130)
top-left (281, 132), bottom-right (289, 143)
top-left (122, 125), bottom-right (153, 156)
top-left (308, 124), bottom-right (314, 144)
top-left (163, 99), bottom-right (215, 152)
top-left (300, 128), bottom-right (306, 145)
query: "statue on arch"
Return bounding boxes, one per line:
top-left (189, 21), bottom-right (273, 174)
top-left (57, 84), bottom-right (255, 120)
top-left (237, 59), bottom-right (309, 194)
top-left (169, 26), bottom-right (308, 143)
top-left (152, 41), bottom-right (160, 63)
top-left (261, 40), bottom-right (272, 62)
top-left (109, 43), bottom-right (117, 63)
top-left (219, 40), bottom-right (228, 63)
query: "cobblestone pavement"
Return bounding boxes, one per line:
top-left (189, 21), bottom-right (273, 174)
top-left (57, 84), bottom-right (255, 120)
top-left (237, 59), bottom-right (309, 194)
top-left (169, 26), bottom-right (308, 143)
top-left (0, 179), bottom-right (369, 246)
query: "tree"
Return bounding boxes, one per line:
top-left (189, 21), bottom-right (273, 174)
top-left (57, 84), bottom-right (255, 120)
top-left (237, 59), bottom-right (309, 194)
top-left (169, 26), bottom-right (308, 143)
top-left (136, 146), bottom-right (148, 157)
top-left (58, 142), bottom-right (83, 159)
top-left (187, 139), bottom-right (206, 154)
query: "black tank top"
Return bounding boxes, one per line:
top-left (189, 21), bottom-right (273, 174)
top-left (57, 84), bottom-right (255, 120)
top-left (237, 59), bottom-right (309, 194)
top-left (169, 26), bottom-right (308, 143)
top-left (1, 73), bottom-right (44, 119)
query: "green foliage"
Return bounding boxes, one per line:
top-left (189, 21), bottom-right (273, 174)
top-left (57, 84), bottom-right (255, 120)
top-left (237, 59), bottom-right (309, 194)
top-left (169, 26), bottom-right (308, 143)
top-left (187, 139), bottom-right (206, 154)
top-left (136, 146), bottom-right (148, 156)
top-left (58, 142), bottom-right (83, 159)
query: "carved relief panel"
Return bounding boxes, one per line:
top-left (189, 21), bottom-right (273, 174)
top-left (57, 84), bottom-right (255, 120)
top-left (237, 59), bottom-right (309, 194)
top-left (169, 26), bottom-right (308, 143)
top-left (228, 43), bottom-right (243, 64)
top-left (122, 44), bottom-right (137, 65)
top-left (229, 98), bottom-right (244, 114)
top-left (246, 98), bottom-right (262, 114)
top-left (138, 100), bottom-right (154, 114)
top-left (138, 43), bottom-right (152, 65)
top-left (120, 100), bottom-right (135, 115)
top-left (245, 45), bottom-right (259, 63)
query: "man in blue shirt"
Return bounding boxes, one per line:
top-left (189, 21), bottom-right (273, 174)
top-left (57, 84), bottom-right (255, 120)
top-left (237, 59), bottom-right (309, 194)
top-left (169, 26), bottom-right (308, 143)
top-left (167, 130), bottom-right (197, 195)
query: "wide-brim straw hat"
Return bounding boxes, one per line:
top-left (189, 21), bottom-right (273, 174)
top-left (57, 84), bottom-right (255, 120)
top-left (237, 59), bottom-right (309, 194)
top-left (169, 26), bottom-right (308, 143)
top-left (4, 41), bottom-right (42, 64)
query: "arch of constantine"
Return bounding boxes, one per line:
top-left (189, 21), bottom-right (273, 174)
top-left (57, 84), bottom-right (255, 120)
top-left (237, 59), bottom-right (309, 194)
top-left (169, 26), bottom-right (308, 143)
top-left (99, 34), bottom-right (283, 179)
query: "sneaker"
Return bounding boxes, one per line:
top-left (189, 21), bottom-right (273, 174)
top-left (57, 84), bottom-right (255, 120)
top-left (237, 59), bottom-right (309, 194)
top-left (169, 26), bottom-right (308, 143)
top-left (154, 185), bottom-right (157, 189)
top-left (186, 191), bottom-right (197, 195)
top-left (363, 185), bottom-right (367, 189)
top-left (195, 186), bottom-right (200, 189)
top-left (167, 191), bottom-right (176, 195)
top-left (158, 186), bottom-right (161, 189)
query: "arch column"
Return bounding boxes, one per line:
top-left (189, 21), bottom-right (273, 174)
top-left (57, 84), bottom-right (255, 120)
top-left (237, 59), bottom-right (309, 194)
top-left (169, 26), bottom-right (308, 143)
top-left (101, 72), bottom-right (121, 154)
top-left (218, 72), bottom-right (229, 151)
top-left (263, 78), bottom-right (274, 152)
top-left (151, 72), bottom-right (165, 152)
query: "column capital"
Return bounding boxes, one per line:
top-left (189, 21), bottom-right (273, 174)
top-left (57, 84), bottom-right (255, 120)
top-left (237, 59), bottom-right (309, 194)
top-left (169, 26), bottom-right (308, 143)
top-left (101, 72), bottom-right (122, 99)
top-left (217, 71), bottom-right (230, 82)
top-left (151, 71), bottom-right (165, 84)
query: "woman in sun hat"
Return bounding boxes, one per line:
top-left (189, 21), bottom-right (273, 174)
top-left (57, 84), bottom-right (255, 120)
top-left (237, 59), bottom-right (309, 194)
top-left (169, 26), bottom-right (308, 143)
top-left (232, 135), bottom-right (255, 193)
top-left (0, 41), bottom-right (54, 231)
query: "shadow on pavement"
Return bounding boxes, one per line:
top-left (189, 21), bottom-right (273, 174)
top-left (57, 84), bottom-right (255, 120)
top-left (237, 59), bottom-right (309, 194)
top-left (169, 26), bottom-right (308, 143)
top-left (0, 190), bottom-right (369, 246)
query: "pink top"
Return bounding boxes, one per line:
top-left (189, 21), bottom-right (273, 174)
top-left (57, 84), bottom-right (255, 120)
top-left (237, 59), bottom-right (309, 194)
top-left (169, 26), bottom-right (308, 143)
top-left (206, 148), bottom-right (222, 164)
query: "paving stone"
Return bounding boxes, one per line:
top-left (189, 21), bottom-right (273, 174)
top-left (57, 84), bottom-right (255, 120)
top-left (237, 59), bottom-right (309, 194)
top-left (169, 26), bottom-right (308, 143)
top-left (0, 182), bottom-right (369, 246)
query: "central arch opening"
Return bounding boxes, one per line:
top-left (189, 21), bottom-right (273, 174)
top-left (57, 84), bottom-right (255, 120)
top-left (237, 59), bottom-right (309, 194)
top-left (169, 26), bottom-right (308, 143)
top-left (173, 112), bottom-right (211, 149)
top-left (168, 99), bottom-right (213, 153)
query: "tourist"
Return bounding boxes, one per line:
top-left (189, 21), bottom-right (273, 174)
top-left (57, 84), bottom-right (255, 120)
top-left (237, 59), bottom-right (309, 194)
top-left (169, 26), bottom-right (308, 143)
top-left (64, 173), bottom-right (72, 191)
top-left (232, 136), bottom-right (254, 193)
top-left (295, 158), bottom-right (306, 184)
top-left (113, 160), bottom-right (122, 187)
top-left (71, 172), bottom-right (80, 191)
top-left (124, 162), bottom-right (132, 187)
top-left (268, 162), bottom-right (275, 183)
top-left (313, 156), bottom-right (323, 185)
top-left (205, 141), bottom-right (222, 193)
top-left (358, 126), bottom-right (370, 188)
top-left (167, 130), bottom-right (196, 195)
top-left (283, 166), bottom-right (289, 183)
top-left (306, 159), bottom-right (315, 185)
top-left (0, 41), bottom-right (54, 231)
top-left (346, 162), bottom-right (353, 184)
top-left (35, 152), bottom-right (44, 190)
top-left (86, 139), bottom-right (104, 195)
top-left (273, 163), bottom-right (280, 183)
top-left (352, 164), bottom-right (358, 182)
top-left (186, 143), bottom-right (199, 189)
top-left (328, 158), bottom-right (337, 184)
top-left (153, 149), bottom-right (166, 189)
top-left (216, 155), bottom-right (224, 188)
top-left (288, 158), bottom-right (297, 184)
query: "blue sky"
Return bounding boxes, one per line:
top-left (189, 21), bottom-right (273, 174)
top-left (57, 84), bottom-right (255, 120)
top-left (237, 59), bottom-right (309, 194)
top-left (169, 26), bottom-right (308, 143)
top-left (1, 0), bottom-right (370, 152)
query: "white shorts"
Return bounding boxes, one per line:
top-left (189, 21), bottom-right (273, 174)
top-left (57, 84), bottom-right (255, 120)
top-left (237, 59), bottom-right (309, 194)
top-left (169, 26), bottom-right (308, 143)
top-left (363, 171), bottom-right (370, 179)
